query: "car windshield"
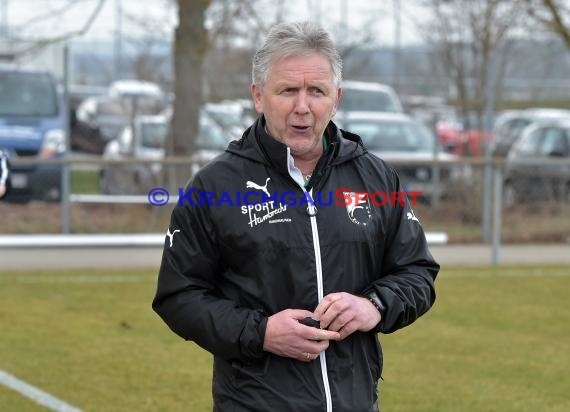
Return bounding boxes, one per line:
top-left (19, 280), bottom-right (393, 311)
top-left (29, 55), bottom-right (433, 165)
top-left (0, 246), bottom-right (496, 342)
top-left (141, 122), bottom-right (168, 149)
top-left (513, 129), bottom-right (542, 155)
top-left (205, 106), bottom-right (244, 129)
top-left (196, 117), bottom-right (229, 150)
top-left (347, 120), bottom-right (436, 152)
top-left (136, 115), bottom-right (228, 151)
top-left (504, 118), bottom-right (532, 140)
top-left (0, 71), bottom-right (58, 117)
top-left (339, 89), bottom-right (400, 113)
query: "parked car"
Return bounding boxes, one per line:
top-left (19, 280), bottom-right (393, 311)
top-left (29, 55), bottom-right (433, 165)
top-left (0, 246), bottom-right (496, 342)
top-left (492, 108), bottom-right (570, 157)
top-left (69, 112), bottom-right (108, 155)
top-left (397, 99), bottom-right (485, 156)
top-left (69, 84), bottom-right (108, 154)
top-left (337, 112), bottom-right (470, 200)
top-left (74, 80), bottom-right (168, 154)
top-left (337, 80), bottom-right (403, 114)
top-left (100, 113), bottom-right (228, 194)
top-left (203, 101), bottom-right (255, 140)
top-left (503, 119), bottom-right (570, 207)
top-left (0, 64), bottom-right (65, 202)
top-left (434, 112), bottom-right (494, 157)
top-left (68, 84), bottom-right (108, 113)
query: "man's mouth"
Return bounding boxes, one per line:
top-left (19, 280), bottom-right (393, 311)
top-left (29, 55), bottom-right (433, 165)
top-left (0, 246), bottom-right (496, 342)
top-left (291, 125), bottom-right (311, 131)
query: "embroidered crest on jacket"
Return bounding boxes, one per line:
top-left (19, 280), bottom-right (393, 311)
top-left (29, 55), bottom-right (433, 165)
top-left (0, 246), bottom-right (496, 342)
top-left (344, 191), bottom-right (372, 226)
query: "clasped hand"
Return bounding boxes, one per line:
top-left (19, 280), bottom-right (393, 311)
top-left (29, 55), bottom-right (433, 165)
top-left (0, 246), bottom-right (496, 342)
top-left (263, 292), bottom-right (381, 362)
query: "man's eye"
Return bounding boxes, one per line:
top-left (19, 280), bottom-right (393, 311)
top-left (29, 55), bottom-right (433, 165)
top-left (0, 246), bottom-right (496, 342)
top-left (310, 88), bottom-right (325, 95)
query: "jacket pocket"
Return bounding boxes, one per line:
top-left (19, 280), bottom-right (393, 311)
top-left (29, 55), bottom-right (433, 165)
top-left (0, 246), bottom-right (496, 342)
top-left (370, 334), bottom-right (383, 382)
top-left (230, 357), bottom-right (270, 388)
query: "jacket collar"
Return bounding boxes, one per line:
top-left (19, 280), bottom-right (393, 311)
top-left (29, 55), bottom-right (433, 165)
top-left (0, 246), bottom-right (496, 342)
top-left (226, 115), bottom-right (367, 187)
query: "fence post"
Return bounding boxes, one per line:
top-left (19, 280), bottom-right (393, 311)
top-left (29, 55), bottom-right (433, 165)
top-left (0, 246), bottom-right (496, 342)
top-left (482, 149), bottom-right (492, 243)
top-left (431, 141), bottom-right (440, 207)
top-left (482, 41), bottom-right (499, 243)
top-left (61, 44), bottom-right (71, 234)
top-left (491, 161), bottom-right (503, 265)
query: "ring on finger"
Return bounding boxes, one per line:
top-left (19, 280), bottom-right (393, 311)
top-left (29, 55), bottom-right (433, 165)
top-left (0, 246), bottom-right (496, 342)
top-left (305, 352), bottom-right (311, 360)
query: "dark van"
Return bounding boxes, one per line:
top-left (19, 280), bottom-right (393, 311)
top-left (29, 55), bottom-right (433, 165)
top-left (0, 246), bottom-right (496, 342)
top-left (0, 64), bottom-right (65, 201)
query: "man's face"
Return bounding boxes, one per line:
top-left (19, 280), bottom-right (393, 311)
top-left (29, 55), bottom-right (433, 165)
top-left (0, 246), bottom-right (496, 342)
top-left (251, 53), bottom-right (342, 157)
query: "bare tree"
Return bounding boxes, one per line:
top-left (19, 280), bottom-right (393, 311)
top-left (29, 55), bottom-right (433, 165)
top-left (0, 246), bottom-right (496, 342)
top-left (121, 11), bottom-right (173, 87)
top-left (418, 0), bottom-right (525, 143)
top-left (6, 0), bottom-right (106, 57)
top-left (163, 0), bottom-right (211, 190)
top-left (165, 0), bottom-right (289, 188)
top-left (525, 0), bottom-right (570, 47)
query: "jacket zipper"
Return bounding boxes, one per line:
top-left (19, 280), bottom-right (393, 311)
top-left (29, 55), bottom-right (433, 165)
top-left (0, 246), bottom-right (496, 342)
top-left (307, 189), bottom-right (333, 412)
top-left (286, 154), bottom-right (333, 411)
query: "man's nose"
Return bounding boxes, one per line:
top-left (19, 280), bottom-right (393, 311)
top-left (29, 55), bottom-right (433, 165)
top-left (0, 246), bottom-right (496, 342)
top-left (293, 91), bottom-right (310, 114)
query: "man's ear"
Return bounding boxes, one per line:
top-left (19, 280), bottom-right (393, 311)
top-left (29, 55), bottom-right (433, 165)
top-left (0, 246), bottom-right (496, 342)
top-left (251, 84), bottom-right (263, 114)
top-left (332, 87), bottom-right (342, 117)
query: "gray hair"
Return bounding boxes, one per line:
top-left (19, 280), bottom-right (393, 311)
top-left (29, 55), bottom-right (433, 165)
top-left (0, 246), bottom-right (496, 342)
top-left (252, 22), bottom-right (342, 88)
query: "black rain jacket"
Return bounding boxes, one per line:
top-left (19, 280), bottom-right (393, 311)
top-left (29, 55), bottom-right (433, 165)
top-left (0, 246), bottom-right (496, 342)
top-left (152, 117), bottom-right (439, 412)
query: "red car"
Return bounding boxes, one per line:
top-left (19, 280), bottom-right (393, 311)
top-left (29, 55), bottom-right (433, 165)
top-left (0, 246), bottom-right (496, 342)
top-left (437, 119), bottom-right (493, 157)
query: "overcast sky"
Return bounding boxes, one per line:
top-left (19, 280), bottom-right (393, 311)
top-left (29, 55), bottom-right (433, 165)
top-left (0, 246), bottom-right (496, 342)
top-left (3, 0), bottom-right (427, 47)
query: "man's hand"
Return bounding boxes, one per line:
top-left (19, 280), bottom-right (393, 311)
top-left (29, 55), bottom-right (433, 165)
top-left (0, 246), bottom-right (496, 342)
top-left (0, 185), bottom-right (5, 199)
top-left (313, 292), bottom-right (381, 340)
top-left (263, 309), bottom-right (341, 362)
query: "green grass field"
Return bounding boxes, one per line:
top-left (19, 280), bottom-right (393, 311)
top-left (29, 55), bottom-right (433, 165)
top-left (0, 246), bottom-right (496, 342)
top-left (1, 266), bottom-right (569, 411)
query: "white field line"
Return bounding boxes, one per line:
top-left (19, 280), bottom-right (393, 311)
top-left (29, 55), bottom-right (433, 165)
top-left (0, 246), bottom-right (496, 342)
top-left (0, 233), bottom-right (165, 248)
top-left (0, 232), bottom-right (449, 248)
top-left (0, 369), bottom-right (82, 412)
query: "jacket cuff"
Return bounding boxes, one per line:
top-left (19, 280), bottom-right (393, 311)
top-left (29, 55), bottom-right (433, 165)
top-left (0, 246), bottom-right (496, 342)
top-left (364, 291), bottom-right (386, 333)
top-left (240, 312), bottom-right (268, 360)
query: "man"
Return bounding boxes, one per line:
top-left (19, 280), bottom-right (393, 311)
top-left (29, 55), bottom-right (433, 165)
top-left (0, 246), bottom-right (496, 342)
top-left (153, 22), bottom-right (439, 411)
top-left (0, 148), bottom-right (10, 200)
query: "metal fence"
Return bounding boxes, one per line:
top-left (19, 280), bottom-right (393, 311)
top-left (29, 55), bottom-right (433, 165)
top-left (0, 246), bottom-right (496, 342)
top-left (2, 156), bottom-right (570, 264)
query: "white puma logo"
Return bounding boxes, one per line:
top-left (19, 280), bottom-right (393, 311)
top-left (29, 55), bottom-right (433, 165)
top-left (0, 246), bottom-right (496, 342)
top-left (347, 193), bottom-right (367, 219)
top-left (246, 177), bottom-right (271, 197)
top-left (407, 210), bottom-right (420, 223)
top-left (166, 228), bottom-right (180, 247)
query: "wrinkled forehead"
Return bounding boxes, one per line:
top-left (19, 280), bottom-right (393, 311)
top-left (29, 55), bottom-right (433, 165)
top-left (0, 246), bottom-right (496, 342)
top-left (267, 52), bottom-right (337, 84)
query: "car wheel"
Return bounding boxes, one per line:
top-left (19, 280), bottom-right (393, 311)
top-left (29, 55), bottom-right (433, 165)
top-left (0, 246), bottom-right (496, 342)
top-left (503, 182), bottom-right (517, 209)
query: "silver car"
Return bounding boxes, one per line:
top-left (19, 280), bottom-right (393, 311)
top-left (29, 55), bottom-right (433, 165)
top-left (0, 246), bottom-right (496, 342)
top-left (503, 119), bottom-right (570, 207)
top-left (100, 113), bottom-right (229, 195)
top-left (492, 108), bottom-right (570, 157)
top-left (337, 112), bottom-right (470, 201)
top-left (337, 81), bottom-right (404, 114)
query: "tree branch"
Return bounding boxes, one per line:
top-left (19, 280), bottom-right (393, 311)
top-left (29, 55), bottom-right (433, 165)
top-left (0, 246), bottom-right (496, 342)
top-left (543, 0), bottom-right (570, 47)
top-left (525, 0), bottom-right (570, 47)
top-left (14, 0), bottom-right (77, 30)
top-left (11, 0), bottom-right (107, 57)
